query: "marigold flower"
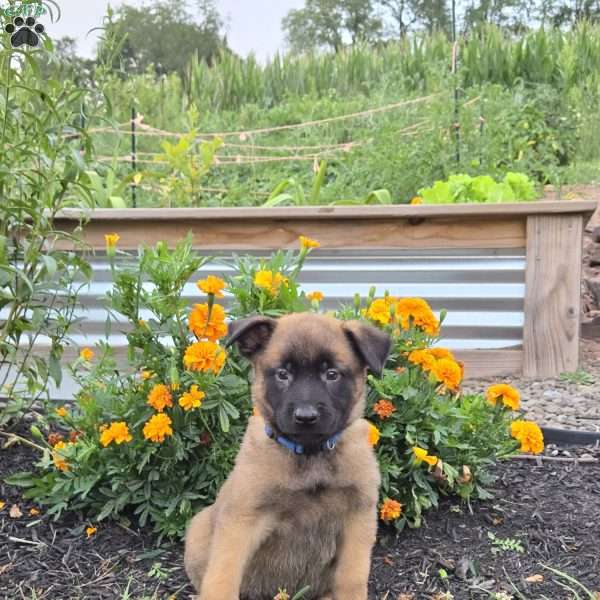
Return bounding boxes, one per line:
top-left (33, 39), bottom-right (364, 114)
top-left (410, 196), bottom-right (423, 205)
top-left (138, 319), bottom-right (147, 328)
top-left (100, 421), bottom-right (133, 447)
top-left (395, 297), bottom-right (439, 335)
top-left (307, 291), bottom-right (324, 303)
top-left (373, 399), bottom-right (396, 420)
top-left (367, 298), bottom-right (392, 325)
top-left (367, 422), bottom-right (380, 446)
top-left (197, 275), bottom-right (226, 298)
top-left (299, 235), bottom-right (320, 249)
top-left (431, 358), bottom-right (462, 391)
top-left (179, 385), bottom-right (205, 411)
top-left (189, 303), bottom-right (228, 341)
top-left (487, 384), bottom-right (521, 411)
top-left (140, 370), bottom-right (154, 381)
top-left (428, 347), bottom-right (455, 361)
top-left (68, 430), bottom-right (82, 443)
top-left (29, 508), bottom-right (40, 516)
top-left (86, 526), bottom-right (97, 538)
top-left (52, 441), bottom-right (70, 472)
top-left (407, 349), bottom-right (436, 372)
top-left (143, 413), bottom-right (173, 443)
top-left (104, 233), bottom-right (120, 248)
top-left (184, 341), bottom-right (227, 374)
top-left (147, 384), bottom-right (173, 412)
top-left (80, 347), bottom-right (94, 362)
top-left (254, 270), bottom-right (287, 296)
top-left (380, 498), bottom-right (403, 521)
top-left (511, 420), bottom-right (544, 454)
top-left (48, 432), bottom-right (64, 447)
top-left (413, 446), bottom-right (438, 466)
top-left (55, 406), bottom-right (68, 418)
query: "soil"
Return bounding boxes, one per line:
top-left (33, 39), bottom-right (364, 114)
top-left (1, 436), bottom-right (599, 600)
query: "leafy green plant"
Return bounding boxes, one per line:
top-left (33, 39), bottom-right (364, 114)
top-left (559, 369), bottom-right (595, 385)
top-left (0, 34), bottom-right (96, 426)
top-left (488, 532), bottom-right (525, 554)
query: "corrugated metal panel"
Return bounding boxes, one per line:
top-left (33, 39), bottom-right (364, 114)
top-left (4, 248), bottom-right (526, 399)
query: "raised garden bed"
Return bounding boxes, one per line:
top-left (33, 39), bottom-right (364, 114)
top-left (56, 201), bottom-right (598, 379)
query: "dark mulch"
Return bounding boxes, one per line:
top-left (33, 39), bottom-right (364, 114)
top-left (1, 439), bottom-right (599, 600)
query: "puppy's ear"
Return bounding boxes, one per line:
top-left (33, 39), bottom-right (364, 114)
top-left (343, 320), bottom-right (391, 376)
top-left (226, 316), bottom-right (277, 359)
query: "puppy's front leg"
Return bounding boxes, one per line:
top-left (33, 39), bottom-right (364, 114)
top-left (331, 510), bottom-right (377, 600)
top-left (199, 512), bottom-right (273, 600)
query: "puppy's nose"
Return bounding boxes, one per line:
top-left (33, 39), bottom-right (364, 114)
top-left (294, 405), bottom-right (319, 425)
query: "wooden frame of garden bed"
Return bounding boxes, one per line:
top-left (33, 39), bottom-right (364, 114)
top-left (56, 201), bottom-right (597, 379)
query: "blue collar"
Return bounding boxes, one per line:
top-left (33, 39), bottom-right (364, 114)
top-left (264, 424), bottom-right (341, 455)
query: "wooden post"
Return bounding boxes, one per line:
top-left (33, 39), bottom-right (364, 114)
top-left (523, 214), bottom-right (584, 377)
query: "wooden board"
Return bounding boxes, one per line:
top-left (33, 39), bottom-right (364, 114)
top-left (523, 215), bottom-right (583, 377)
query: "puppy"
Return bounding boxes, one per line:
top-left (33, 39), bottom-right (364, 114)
top-left (184, 313), bottom-right (391, 600)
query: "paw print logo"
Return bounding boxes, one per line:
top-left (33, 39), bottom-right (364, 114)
top-left (4, 16), bottom-right (45, 48)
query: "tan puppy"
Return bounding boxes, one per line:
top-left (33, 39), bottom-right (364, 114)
top-left (184, 313), bottom-right (391, 600)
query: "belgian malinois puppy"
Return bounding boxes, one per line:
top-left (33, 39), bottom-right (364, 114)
top-left (184, 313), bottom-right (391, 600)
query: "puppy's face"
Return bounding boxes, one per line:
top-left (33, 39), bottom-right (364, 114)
top-left (228, 313), bottom-right (390, 451)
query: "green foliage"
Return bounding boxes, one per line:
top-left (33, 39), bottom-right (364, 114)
top-left (0, 34), bottom-right (97, 426)
top-left (418, 172), bottom-right (537, 203)
top-left (559, 369), bottom-right (595, 385)
top-left (487, 531), bottom-right (525, 554)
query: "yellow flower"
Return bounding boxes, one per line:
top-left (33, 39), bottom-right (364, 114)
top-left (487, 384), bottom-right (521, 411)
top-left (138, 319), bottom-right (147, 328)
top-left (80, 347), bottom-right (94, 362)
top-left (408, 349), bottom-right (437, 372)
top-left (104, 233), bottom-right (120, 248)
top-left (367, 422), bottom-right (380, 446)
top-left (141, 370), bottom-right (154, 381)
top-left (254, 270), bottom-right (287, 296)
top-left (99, 421), bottom-right (133, 447)
top-left (86, 526), bottom-right (97, 538)
top-left (52, 441), bottom-right (70, 472)
top-left (428, 347), bottom-right (455, 361)
top-left (511, 420), bottom-right (544, 454)
top-left (431, 358), bottom-right (463, 391)
top-left (147, 384), bottom-right (173, 412)
top-left (143, 413), bottom-right (173, 443)
top-left (184, 341), bottom-right (227, 374)
top-left (395, 297), bottom-right (439, 335)
top-left (178, 385), bottom-right (205, 411)
top-left (29, 508), bottom-right (40, 516)
top-left (299, 235), bottom-right (320, 249)
top-left (197, 275), bottom-right (226, 298)
top-left (307, 291), bottom-right (324, 303)
top-left (413, 446), bottom-right (438, 466)
top-left (189, 303), bottom-right (228, 341)
top-left (379, 498), bottom-right (402, 521)
top-left (410, 196), bottom-right (423, 205)
top-left (373, 399), bottom-right (396, 420)
top-left (367, 298), bottom-right (392, 325)
top-left (55, 406), bottom-right (68, 418)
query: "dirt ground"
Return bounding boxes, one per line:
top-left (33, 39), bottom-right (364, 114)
top-left (1, 436), bottom-right (599, 600)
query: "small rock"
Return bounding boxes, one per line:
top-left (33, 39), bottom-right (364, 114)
top-left (543, 390), bottom-right (562, 400)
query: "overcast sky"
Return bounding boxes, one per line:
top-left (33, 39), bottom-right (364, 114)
top-left (44, 0), bottom-right (304, 60)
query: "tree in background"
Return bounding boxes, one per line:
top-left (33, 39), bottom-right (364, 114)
top-left (282, 0), bottom-right (383, 53)
top-left (100, 0), bottom-right (227, 76)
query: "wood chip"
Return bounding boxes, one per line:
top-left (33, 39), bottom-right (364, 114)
top-left (9, 504), bottom-right (23, 519)
top-left (525, 574), bottom-right (544, 583)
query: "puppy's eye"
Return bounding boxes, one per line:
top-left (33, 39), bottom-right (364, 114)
top-left (276, 369), bottom-right (289, 381)
top-left (325, 369), bottom-right (340, 381)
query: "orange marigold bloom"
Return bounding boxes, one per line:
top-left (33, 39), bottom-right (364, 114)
top-left (100, 421), bottom-right (133, 447)
top-left (80, 347), bottom-right (94, 362)
top-left (307, 291), bottom-right (324, 303)
top-left (183, 341), bottom-right (227, 374)
top-left (189, 302), bottom-right (227, 342)
top-left (428, 347), bottom-right (455, 361)
top-left (395, 297), bottom-right (439, 335)
top-left (367, 422), bottom-right (380, 446)
top-left (86, 526), bottom-right (97, 538)
top-left (299, 235), bottom-right (320, 249)
top-left (410, 196), bottom-right (423, 205)
top-left (367, 298), bottom-right (392, 325)
top-left (197, 275), bottom-right (226, 298)
top-left (68, 430), bottom-right (82, 443)
top-left (373, 399), bottom-right (396, 420)
top-left (511, 420), bottom-right (544, 454)
top-left (48, 432), bottom-right (64, 447)
top-left (408, 349), bottom-right (437, 372)
top-left (178, 385), bottom-right (205, 411)
top-left (104, 233), bottom-right (120, 248)
top-left (147, 384), bottom-right (173, 412)
top-left (431, 358), bottom-right (462, 391)
top-left (380, 498), bottom-right (403, 521)
top-left (52, 441), bottom-right (70, 472)
top-left (413, 446), bottom-right (438, 466)
top-left (140, 370), bottom-right (154, 381)
top-left (143, 413), bottom-right (173, 443)
top-left (487, 384), bottom-right (521, 411)
top-left (55, 406), bottom-right (68, 418)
